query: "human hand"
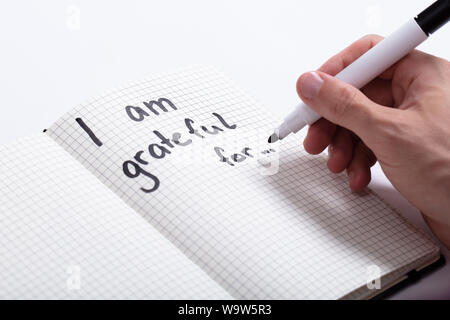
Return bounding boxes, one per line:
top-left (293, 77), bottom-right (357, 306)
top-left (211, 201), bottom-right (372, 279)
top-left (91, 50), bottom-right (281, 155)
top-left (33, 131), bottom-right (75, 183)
top-left (296, 35), bottom-right (450, 248)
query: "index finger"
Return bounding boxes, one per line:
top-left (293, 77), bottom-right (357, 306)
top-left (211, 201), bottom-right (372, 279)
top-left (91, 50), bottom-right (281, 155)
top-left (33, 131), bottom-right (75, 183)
top-left (319, 34), bottom-right (384, 76)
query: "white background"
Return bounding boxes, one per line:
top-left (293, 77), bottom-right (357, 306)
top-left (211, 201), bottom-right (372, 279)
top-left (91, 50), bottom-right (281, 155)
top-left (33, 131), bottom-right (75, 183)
top-left (0, 0), bottom-right (449, 299)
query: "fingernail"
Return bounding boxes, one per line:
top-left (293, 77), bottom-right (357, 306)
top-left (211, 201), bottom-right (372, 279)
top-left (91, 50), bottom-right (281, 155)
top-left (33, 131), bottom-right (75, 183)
top-left (300, 72), bottom-right (324, 99)
top-left (327, 145), bottom-right (333, 157)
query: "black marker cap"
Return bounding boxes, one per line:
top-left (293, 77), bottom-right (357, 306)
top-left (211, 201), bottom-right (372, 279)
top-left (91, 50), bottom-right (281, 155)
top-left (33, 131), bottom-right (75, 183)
top-left (415, 0), bottom-right (450, 35)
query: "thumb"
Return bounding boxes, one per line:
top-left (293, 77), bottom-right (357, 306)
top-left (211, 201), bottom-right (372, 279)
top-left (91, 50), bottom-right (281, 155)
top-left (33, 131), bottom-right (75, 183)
top-left (297, 71), bottom-right (383, 138)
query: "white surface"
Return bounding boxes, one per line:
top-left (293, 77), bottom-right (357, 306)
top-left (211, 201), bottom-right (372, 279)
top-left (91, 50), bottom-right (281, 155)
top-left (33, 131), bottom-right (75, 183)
top-left (0, 0), bottom-right (449, 299)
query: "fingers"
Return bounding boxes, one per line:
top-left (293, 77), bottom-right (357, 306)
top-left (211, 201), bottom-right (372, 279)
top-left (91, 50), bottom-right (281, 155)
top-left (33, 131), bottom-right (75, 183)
top-left (327, 128), bottom-right (354, 173)
top-left (299, 33), bottom-right (401, 192)
top-left (319, 34), bottom-right (384, 76)
top-left (297, 71), bottom-right (386, 140)
top-left (303, 118), bottom-right (336, 155)
top-left (318, 33), bottom-right (396, 107)
top-left (303, 123), bottom-right (377, 192)
top-left (347, 141), bottom-right (377, 192)
top-left (304, 125), bottom-right (377, 192)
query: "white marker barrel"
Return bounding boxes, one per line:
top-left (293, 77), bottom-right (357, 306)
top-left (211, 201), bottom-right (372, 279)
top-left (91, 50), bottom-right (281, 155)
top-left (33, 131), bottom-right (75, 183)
top-left (278, 18), bottom-right (429, 139)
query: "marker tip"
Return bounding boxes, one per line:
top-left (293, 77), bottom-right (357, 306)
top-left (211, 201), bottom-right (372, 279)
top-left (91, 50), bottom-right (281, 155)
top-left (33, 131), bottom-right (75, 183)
top-left (268, 133), bottom-right (279, 144)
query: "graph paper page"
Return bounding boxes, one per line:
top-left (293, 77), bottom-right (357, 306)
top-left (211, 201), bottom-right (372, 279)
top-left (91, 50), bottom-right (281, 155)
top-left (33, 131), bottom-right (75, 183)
top-left (47, 66), bottom-right (439, 299)
top-left (0, 134), bottom-right (231, 299)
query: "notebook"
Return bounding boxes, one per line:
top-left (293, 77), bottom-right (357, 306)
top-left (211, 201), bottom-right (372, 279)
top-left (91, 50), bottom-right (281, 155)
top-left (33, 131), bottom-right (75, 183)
top-left (0, 66), bottom-right (440, 299)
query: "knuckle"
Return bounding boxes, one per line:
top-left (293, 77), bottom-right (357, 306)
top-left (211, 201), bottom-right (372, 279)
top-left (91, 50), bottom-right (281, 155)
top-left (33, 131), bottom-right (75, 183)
top-left (434, 56), bottom-right (450, 73)
top-left (361, 34), bottom-right (383, 43)
top-left (333, 86), bottom-right (358, 120)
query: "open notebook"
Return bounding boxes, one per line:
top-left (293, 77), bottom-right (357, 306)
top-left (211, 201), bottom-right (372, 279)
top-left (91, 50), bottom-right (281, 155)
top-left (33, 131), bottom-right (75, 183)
top-left (0, 66), bottom-right (440, 299)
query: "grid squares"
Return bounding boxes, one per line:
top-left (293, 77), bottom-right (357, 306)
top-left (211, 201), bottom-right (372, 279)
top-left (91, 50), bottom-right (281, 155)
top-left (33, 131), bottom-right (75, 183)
top-left (0, 134), bottom-right (231, 299)
top-left (43, 65), bottom-right (440, 299)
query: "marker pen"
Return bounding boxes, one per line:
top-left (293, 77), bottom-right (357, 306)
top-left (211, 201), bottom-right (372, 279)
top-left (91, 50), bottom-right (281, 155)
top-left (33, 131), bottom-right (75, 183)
top-left (268, 0), bottom-right (450, 143)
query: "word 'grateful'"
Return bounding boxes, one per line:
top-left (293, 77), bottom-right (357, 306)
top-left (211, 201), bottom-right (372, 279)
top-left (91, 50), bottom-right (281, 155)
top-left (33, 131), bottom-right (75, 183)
top-left (122, 112), bottom-right (237, 193)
